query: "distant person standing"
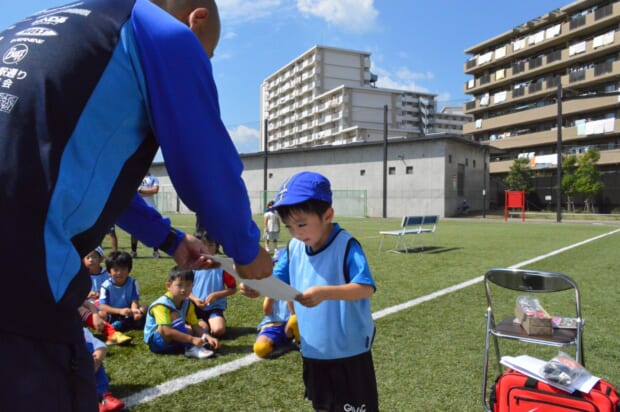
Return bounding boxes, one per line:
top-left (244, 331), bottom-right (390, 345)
top-left (131, 173), bottom-right (161, 258)
top-left (263, 201), bottom-right (281, 252)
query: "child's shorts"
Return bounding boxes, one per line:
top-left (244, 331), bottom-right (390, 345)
top-left (195, 308), bottom-right (225, 323)
top-left (147, 318), bottom-right (190, 354)
top-left (302, 351), bottom-right (378, 412)
top-left (257, 323), bottom-right (288, 348)
top-left (264, 231), bottom-right (279, 241)
top-left (148, 332), bottom-right (185, 354)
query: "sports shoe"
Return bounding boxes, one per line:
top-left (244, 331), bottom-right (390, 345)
top-left (130, 251), bottom-right (137, 258)
top-left (106, 331), bottom-right (132, 346)
top-left (99, 392), bottom-right (125, 412)
top-left (185, 345), bottom-right (214, 359)
top-left (152, 250), bottom-right (160, 258)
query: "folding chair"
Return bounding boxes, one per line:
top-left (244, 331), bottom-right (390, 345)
top-left (481, 268), bottom-right (585, 412)
top-left (378, 216), bottom-right (423, 253)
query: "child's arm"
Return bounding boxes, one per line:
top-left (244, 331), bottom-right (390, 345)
top-left (131, 300), bottom-right (146, 320)
top-left (99, 303), bottom-right (132, 317)
top-left (189, 293), bottom-right (207, 309)
top-left (81, 301), bottom-right (105, 331)
top-left (161, 324), bottom-right (205, 348)
top-left (205, 286), bottom-right (236, 303)
top-left (262, 297), bottom-right (274, 316)
top-left (205, 272), bottom-right (237, 303)
top-left (296, 283), bottom-right (374, 308)
top-left (191, 324), bottom-right (220, 350)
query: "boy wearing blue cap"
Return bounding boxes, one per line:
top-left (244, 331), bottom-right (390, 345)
top-left (266, 171), bottom-right (378, 411)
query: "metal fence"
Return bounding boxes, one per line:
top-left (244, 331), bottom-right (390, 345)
top-left (155, 185), bottom-right (368, 217)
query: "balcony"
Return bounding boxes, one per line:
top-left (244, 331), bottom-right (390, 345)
top-left (464, 95), bottom-right (619, 134)
top-left (465, 30), bottom-right (620, 95)
top-left (464, 59), bottom-right (620, 115)
top-left (464, 2), bottom-right (620, 75)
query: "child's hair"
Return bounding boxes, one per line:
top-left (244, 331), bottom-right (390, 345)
top-left (195, 229), bottom-right (221, 254)
top-left (277, 199), bottom-right (331, 221)
top-left (168, 266), bottom-right (195, 283)
top-left (105, 250), bottom-right (133, 272)
top-left (266, 200), bottom-right (274, 208)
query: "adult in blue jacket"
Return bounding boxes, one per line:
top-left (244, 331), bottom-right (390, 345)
top-left (0, 0), bottom-right (272, 410)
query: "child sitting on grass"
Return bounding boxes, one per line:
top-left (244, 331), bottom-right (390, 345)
top-left (144, 267), bottom-right (219, 359)
top-left (82, 328), bottom-right (125, 412)
top-left (253, 248), bottom-right (299, 358)
top-left (81, 247), bottom-right (132, 345)
top-left (190, 229), bottom-right (237, 339)
top-left (98, 251), bottom-right (147, 331)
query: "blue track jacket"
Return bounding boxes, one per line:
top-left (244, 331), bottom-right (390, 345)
top-left (0, 0), bottom-right (259, 343)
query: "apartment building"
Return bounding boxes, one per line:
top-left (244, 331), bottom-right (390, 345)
top-left (434, 106), bottom-right (473, 135)
top-left (463, 0), bottom-right (620, 209)
top-left (260, 45), bottom-right (440, 152)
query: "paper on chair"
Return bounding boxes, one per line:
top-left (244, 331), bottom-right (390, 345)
top-left (500, 355), bottom-right (599, 394)
top-left (202, 254), bottom-right (300, 301)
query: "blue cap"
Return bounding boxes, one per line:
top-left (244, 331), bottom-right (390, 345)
top-left (269, 171), bottom-right (332, 210)
top-left (94, 246), bottom-right (104, 257)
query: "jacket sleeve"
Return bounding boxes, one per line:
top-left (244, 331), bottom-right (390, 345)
top-left (130, 0), bottom-right (259, 264)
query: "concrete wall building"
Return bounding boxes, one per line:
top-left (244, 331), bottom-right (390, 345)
top-left (151, 135), bottom-right (488, 218)
top-left (463, 0), bottom-right (620, 210)
top-left (260, 45), bottom-right (445, 152)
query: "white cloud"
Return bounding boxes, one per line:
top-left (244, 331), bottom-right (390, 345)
top-left (372, 64), bottom-right (432, 94)
top-left (297, 0), bottom-right (378, 33)
top-left (396, 67), bottom-right (434, 81)
top-left (228, 125), bottom-right (261, 153)
top-left (222, 31), bottom-right (237, 40)
top-left (217, 0), bottom-right (283, 24)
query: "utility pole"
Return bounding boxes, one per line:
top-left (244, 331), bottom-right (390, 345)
top-left (263, 119), bottom-right (269, 209)
top-left (556, 84), bottom-right (563, 223)
top-left (382, 105), bottom-right (388, 218)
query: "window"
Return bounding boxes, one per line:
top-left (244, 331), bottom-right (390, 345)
top-left (388, 167), bottom-right (396, 175)
top-left (360, 169), bottom-right (365, 176)
top-left (457, 164), bottom-right (465, 196)
top-left (448, 154), bottom-right (452, 164)
top-left (406, 166), bottom-right (413, 174)
top-left (473, 160), bottom-right (477, 168)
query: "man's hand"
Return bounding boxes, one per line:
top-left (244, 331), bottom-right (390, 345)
top-left (173, 234), bottom-right (221, 270)
top-left (236, 247), bottom-right (272, 280)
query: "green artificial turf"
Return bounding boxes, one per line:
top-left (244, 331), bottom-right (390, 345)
top-left (97, 215), bottom-right (620, 411)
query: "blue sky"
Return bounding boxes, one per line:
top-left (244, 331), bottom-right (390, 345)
top-left (2, 0), bottom-right (568, 154)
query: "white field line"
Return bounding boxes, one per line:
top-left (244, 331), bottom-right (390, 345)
top-left (123, 228), bottom-right (620, 408)
top-left (372, 227), bottom-right (620, 320)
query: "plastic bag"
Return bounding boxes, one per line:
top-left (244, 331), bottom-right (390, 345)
top-left (541, 352), bottom-right (589, 386)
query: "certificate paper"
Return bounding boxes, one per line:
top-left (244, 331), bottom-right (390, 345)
top-left (202, 254), bottom-right (300, 301)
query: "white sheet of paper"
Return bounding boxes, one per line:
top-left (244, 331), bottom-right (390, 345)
top-left (500, 355), bottom-right (599, 394)
top-left (202, 254), bottom-right (300, 301)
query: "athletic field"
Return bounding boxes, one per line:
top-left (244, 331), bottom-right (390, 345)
top-left (99, 215), bottom-right (620, 411)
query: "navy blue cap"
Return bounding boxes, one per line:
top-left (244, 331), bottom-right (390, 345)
top-left (269, 171), bottom-right (332, 210)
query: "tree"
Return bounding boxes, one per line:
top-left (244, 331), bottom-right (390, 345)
top-left (562, 148), bottom-right (603, 212)
top-left (504, 157), bottom-right (534, 193)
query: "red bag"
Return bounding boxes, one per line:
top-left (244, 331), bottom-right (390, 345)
top-left (491, 369), bottom-right (620, 412)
